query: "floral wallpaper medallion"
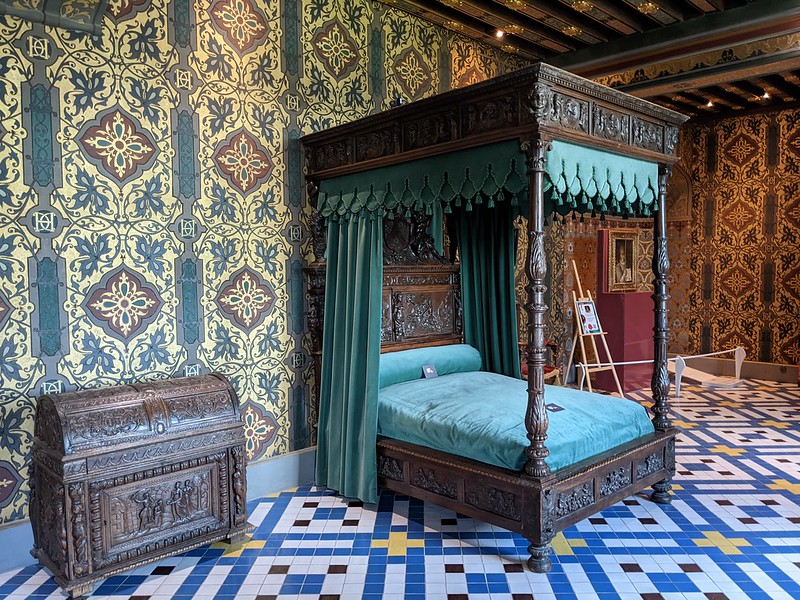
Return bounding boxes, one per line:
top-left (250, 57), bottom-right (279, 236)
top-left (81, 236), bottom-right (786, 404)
top-left (722, 200), bottom-right (758, 232)
top-left (394, 48), bottom-right (431, 99)
top-left (78, 109), bottom-right (157, 184)
top-left (216, 267), bottom-right (275, 332)
top-left (720, 266), bottom-right (755, 299)
top-left (209, 0), bottom-right (268, 55)
top-left (313, 19), bottom-right (358, 78)
top-left (241, 401), bottom-right (278, 460)
top-left (85, 268), bottom-right (162, 340)
top-left (213, 129), bottom-right (273, 195)
top-left (724, 133), bottom-right (759, 166)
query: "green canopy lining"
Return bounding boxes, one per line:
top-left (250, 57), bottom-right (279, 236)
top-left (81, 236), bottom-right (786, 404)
top-left (318, 143), bottom-right (528, 220)
top-left (317, 140), bottom-right (660, 220)
top-left (546, 140), bottom-right (658, 217)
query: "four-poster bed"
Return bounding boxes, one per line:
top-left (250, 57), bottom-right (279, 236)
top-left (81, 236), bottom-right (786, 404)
top-left (302, 63), bottom-right (688, 571)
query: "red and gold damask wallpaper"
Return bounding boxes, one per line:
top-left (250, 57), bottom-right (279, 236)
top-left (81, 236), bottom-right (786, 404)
top-left (672, 109), bottom-right (800, 365)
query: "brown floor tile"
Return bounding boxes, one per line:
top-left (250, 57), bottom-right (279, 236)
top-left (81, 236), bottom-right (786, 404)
top-left (268, 564), bottom-right (290, 574)
top-left (621, 563), bottom-right (643, 573)
top-left (445, 564), bottom-right (465, 573)
top-left (503, 564), bottom-right (524, 573)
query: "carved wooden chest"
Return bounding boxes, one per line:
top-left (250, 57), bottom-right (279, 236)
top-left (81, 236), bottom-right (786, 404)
top-left (30, 374), bottom-right (250, 598)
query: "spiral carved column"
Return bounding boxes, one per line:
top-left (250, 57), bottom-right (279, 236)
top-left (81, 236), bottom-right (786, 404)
top-left (521, 137), bottom-right (552, 480)
top-left (651, 164), bottom-right (673, 505)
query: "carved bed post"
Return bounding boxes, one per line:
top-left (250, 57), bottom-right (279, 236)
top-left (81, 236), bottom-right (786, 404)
top-left (522, 136), bottom-right (552, 479)
top-left (521, 134), bottom-right (554, 573)
top-left (304, 189), bottom-right (326, 440)
top-left (651, 164), bottom-right (673, 505)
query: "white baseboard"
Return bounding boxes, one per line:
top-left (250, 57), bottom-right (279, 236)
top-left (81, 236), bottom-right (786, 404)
top-left (688, 357), bottom-right (798, 384)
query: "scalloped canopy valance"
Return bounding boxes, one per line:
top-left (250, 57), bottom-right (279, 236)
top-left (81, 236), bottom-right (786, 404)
top-left (317, 140), bottom-right (660, 221)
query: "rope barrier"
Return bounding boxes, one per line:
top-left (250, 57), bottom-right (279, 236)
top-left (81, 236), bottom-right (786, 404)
top-left (574, 346), bottom-right (746, 397)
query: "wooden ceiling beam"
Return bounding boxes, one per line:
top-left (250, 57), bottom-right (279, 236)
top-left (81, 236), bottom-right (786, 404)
top-left (759, 73), bottom-right (799, 100)
top-left (656, 95), bottom-right (699, 114)
top-left (614, 49), bottom-right (800, 99)
top-left (699, 84), bottom-right (749, 107)
top-left (553, 0), bottom-right (800, 77)
top-left (392, 0), bottom-right (549, 57)
top-left (453, 0), bottom-right (590, 50)
top-left (494, 0), bottom-right (621, 41)
top-left (676, 90), bottom-right (712, 106)
top-left (728, 79), bottom-right (767, 98)
top-left (653, 95), bottom-right (697, 115)
top-left (647, 0), bottom-right (704, 22)
top-left (575, 0), bottom-right (657, 32)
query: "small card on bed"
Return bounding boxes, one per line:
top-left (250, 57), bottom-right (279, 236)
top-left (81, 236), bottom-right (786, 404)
top-left (422, 364), bottom-right (438, 379)
top-left (545, 403), bottom-right (565, 412)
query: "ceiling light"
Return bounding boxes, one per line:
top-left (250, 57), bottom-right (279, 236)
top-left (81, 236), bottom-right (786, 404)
top-left (637, 1), bottom-right (659, 14)
top-left (705, 100), bottom-right (714, 108)
top-left (496, 29), bottom-right (505, 38)
top-left (762, 91), bottom-right (770, 99)
top-left (562, 25), bottom-right (582, 37)
top-left (572, 0), bottom-right (593, 11)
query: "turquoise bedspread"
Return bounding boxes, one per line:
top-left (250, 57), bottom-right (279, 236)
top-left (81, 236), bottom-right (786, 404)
top-left (377, 371), bottom-right (654, 472)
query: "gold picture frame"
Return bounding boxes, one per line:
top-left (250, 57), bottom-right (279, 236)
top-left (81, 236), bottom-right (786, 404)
top-left (608, 230), bottom-right (638, 292)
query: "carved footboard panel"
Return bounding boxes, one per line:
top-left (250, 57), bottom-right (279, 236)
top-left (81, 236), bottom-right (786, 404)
top-left (377, 429), bottom-right (675, 567)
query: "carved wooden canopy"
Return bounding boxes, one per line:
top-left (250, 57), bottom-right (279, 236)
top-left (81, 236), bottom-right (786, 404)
top-left (302, 62), bottom-right (688, 191)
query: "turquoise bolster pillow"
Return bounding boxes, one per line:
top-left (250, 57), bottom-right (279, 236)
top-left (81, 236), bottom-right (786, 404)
top-left (379, 344), bottom-right (482, 388)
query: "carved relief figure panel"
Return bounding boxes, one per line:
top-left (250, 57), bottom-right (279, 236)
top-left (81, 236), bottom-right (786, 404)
top-left (100, 464), bottom-right (220, 555)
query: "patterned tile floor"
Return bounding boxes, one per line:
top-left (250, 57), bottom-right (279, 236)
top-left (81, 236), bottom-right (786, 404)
top-left (1, 380), bottom-right (799, 600)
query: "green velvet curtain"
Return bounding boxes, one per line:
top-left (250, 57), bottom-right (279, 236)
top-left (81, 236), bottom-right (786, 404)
top-left (451, 202), bottom-right (521, 378)
top-left (315, 213), bottom-right (383, 503)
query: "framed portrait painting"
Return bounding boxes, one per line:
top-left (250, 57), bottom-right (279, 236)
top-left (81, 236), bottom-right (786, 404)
top-left (607, 230), bottom-right (638, 292)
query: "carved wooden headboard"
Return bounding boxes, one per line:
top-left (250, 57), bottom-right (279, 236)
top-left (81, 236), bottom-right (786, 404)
top-left (381, 263), bottom-right (461, 353)
top-left (380, 211), bottom-right (462, 353)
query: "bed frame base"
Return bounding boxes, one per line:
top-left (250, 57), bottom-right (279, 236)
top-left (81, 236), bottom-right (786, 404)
top-left (377, 429), bottom-right (676, 571)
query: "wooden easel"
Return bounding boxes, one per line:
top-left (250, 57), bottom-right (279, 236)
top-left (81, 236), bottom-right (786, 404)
top-left (564, 260), bottom-right (625, 398)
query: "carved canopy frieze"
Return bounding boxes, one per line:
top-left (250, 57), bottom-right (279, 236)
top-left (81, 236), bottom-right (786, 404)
top-left (302, 63), bottom-right (687, 185)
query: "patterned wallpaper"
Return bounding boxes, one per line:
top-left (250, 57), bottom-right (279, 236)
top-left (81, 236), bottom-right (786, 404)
top-left (672, 110), bottom-right (800, 366)
top-left (0, 0), bottom-right (524, 524)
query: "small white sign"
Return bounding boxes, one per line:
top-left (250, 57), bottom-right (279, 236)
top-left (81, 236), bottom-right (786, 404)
top-left (576, 300), bottom-right (602, 336)
top-left (422, 364), bottom-right (438, 379)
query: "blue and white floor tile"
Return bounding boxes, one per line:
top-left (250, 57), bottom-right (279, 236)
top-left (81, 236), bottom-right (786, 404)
top-left (1, 379), bottom-right (798, 599)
